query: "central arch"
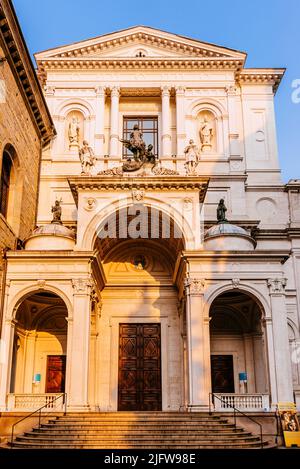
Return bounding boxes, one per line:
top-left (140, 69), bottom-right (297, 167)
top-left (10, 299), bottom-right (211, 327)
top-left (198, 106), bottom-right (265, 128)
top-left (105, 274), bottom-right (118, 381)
top-left (89, 206), bottom-right (186, 411)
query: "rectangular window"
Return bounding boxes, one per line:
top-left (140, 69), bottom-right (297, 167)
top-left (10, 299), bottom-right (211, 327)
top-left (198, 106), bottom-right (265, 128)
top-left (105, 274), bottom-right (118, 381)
top-left (122, 116), bottom-right (158, 159)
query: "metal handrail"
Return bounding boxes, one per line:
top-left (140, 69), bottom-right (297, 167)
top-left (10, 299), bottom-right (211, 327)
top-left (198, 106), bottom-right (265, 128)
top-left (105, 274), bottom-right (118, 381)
top-left (10, 393), bottom-right (67, 448)
top-left (209, 392), bottom-right (264, 449)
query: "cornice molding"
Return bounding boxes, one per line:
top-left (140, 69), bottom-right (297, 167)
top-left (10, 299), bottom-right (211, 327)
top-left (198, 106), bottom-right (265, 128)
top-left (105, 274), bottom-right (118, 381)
top-left (0, 0), bottom-right (55, 144)
top-left (68, 175), bottom-right (209, 206)
top-left (239, 68), bottom-right (285, 93)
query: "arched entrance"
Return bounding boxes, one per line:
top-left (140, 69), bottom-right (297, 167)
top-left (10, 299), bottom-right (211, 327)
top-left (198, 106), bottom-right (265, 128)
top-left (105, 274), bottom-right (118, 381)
top-left (209, 290), bottom-right (270, 410)
top-left (90, 205), bottom-right (185, 411)
top-left (8, 291), bottom-right (68, 410)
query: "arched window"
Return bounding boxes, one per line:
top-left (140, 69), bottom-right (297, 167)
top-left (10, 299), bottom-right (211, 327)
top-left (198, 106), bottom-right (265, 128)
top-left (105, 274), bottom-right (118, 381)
top-left (0, 148), bottom-right (13, 217)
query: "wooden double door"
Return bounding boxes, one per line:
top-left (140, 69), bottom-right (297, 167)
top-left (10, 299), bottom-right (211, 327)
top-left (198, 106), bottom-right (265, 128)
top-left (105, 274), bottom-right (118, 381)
top-left (118, 323), bottom-right (162, 411)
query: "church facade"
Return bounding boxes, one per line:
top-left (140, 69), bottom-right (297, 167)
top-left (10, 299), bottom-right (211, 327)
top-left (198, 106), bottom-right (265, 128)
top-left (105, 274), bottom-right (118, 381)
top-left (1, 26), bottom-right (300, 414)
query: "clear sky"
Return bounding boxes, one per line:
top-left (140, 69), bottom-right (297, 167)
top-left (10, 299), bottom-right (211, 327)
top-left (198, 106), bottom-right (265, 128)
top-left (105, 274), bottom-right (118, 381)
top-left (13, 0), bottom-right (300, 182)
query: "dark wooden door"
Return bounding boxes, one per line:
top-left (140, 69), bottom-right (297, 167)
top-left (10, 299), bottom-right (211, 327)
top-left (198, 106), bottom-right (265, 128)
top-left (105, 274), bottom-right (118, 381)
top-left (46, 355), bottom-right (66, 393)
top-left (118, 323), bottom-right (162, 411)
top-left (211, 355), bottom-right (234, 393)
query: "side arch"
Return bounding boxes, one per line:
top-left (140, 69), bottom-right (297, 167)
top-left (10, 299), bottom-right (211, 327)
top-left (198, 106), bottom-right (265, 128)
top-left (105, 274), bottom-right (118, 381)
top-left (6, 284), bottom-right (73, 322)
top-left (203, 281), bottom-right (271, 319)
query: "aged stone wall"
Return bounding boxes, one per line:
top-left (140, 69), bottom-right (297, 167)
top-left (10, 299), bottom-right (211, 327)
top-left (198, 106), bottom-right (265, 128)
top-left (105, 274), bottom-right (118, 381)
top-left (0, 57), bottom-right (41, 249)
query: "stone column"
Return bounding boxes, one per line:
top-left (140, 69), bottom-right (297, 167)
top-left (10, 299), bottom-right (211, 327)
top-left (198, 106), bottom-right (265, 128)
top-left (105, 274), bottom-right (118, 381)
top-left (95, 86), bottom-right (106, 157)
top-left (109, 86), bottom-right (120, 157)
top-left (184, 277), bottom-right (211, 409)
top-left (175, 86), bottom-right (186, 158)
top-left (161, 86), bottom-right (171, 157)
top-left (0, 319), bottom-right (15, 410)
top-left (66, 278), bottom-right (92, 410)
top-left (268, 278), bottom-right (294, 402)
top-left (264, 317), bottom-right (278, 407)
top-left (23, 333), bottom-right (36, 393)
top-left (243, 334), bottom-right (255, 393)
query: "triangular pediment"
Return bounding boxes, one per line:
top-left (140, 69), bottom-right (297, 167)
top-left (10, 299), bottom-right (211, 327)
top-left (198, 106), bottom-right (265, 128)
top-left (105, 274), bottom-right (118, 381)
top-left (35, 25), bottom-right (246, 62)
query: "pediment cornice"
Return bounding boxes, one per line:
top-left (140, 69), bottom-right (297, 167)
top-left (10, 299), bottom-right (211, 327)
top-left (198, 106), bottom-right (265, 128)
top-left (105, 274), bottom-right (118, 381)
top-left (35, 26), bottom-right (246, 62)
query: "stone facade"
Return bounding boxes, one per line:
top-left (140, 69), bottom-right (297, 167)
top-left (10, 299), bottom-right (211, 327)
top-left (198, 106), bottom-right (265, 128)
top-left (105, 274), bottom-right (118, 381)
top-left (1, 25), bottom-right (300, 414)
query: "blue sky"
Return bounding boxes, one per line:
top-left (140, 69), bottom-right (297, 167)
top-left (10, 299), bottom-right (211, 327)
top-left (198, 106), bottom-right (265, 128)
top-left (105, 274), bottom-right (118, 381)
top-left (13, 0), bottom-right (299, 182)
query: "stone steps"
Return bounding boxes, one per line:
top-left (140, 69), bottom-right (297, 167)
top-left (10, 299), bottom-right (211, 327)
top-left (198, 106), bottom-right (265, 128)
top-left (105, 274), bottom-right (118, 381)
top-left (9, 412), bottom-right (272, 449)
top-left (31, 428), bottom-right (246, 435)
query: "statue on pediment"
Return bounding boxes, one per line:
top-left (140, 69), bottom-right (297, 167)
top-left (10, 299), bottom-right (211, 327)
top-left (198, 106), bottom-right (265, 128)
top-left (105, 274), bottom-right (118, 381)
top-left (184, 139), bottom-right (200, 175)
top-left (79, 141), bottom-right (96, 175)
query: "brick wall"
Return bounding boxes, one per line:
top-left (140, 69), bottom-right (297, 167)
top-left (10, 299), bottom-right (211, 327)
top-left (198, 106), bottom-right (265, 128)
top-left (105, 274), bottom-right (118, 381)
top-left (0, 57), bottom-right (41, 251)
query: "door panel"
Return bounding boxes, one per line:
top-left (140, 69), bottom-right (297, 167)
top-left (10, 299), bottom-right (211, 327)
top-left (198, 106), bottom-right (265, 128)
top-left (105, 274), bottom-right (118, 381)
top-left (118, 323), bottom-right (162, 411)
top-left (46, 355), bottom-right (66, 393)
top-left (211, 354), bottom-right (234, 393)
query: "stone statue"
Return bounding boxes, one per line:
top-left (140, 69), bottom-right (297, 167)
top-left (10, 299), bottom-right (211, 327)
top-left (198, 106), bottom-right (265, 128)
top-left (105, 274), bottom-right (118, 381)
top-left (79, 141), bottom-right (96, 175)
top-left (184, 139), bottom-right (200, 175)
top-left (68, 116), bottom-right (80, 150)
top-left (130, 124), bottom-right (144, 149)
top-left (120, 124), bottom-right (146, 163)
top-left (199, 117), bottom-right (213, 152)
top-left (217, 199), bottom-right (228, 223)
top-left (51, 199), bottom-right (62, 224)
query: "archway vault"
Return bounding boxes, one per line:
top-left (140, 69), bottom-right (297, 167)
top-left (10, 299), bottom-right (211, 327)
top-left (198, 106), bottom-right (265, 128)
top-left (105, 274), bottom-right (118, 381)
top-left (92, 205), bottom-right (186, 290)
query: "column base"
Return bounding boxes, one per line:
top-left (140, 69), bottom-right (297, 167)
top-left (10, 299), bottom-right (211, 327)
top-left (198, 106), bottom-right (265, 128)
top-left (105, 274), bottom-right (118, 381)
top-left (66, 404), bottom-right (90, 412)
top-left (187, 404), bottom-right (210, 412)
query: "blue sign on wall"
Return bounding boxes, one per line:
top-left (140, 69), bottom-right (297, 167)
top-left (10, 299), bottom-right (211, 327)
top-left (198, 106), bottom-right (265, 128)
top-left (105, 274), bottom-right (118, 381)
top-left (239, 372), bottom-right (247, 381)
top-left (33, 373), bottom-right (41, 383)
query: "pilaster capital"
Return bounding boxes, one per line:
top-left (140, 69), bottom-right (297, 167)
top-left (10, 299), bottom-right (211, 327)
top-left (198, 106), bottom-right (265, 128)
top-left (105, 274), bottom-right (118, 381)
top-left (175, 85), bottom-right (185, 96)
top-left (44, 85), bottom-right (55, 95)
top-left (110, 86), bottom-right (120, 98)
top-left (226, 85), bottom-right (238, 96)
top-left (95, 86), bottom-right (106, 97)
top-left (161, 85), bottom-right (171, 97)
top-left (267, 278), bottom-right (287, 295)
top-left (184, 277), bottom-right (206, 295)
top-left (72, 277), bottom-right (94, 294)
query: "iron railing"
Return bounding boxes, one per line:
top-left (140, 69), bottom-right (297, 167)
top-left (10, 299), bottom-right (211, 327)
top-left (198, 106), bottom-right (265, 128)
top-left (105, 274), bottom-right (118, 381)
top-left (209, 392), bottom-right (264, 449)
top-left (10, 393), bottom-right (67, 448)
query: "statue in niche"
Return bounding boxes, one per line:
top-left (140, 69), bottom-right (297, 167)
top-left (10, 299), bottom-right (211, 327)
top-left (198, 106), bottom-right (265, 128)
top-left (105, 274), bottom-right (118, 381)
top-left (79, 141), bottom-right (96, 175)
top-left (199, 116), bottom-right (214, 152)
top-left (184, 139), bottom-right (200, 175)
top-left (217, 199), bottom-right (228, 223)
top-left (68, 116), bottom-right (80, 150)
top-left (51, 199), bottom-right (62, 224)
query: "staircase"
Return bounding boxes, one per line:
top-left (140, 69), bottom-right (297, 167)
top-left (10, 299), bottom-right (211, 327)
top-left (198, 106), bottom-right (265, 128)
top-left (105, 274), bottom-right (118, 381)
top-left (9, 412), bottom-right (273, 449)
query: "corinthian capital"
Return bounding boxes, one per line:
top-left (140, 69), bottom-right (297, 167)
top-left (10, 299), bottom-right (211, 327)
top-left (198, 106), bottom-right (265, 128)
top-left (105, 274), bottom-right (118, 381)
top-left (161, 85), bottom-right (171, 97)
top-left (184, 277), bottom-right (206, 295)
top-left (175, 86), bottom-right (185, 96)
top-left (267, 278), bottom-right (287, 294)
top-left (110, 86), bottom-right (120, 97)
top-left (72, 277), bottom-right (94, 294)
top-left (95, 86), bottom-right (106, 96)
